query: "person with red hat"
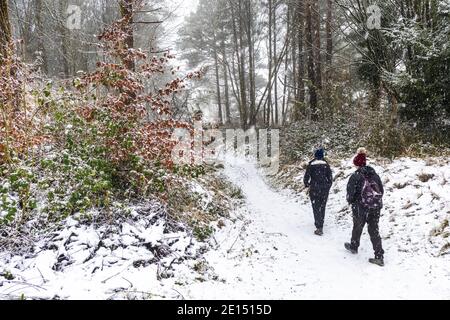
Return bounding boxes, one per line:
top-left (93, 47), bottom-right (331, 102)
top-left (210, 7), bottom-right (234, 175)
top-left (344, 148), bottom-right (385, 266)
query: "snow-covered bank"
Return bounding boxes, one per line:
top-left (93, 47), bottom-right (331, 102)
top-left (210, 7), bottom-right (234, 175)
top-left (0, 201), bottom-right (205, 300)
top-left (0, 172), bottom-right (238, 300)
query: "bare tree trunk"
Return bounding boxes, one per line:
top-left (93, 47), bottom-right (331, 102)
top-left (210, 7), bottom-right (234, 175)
top-left (0, 0), bottom-right (11, 60)
top-left (282, 2), bottom-right (291, 125)
top-left (59, 0), bottom-right (70, 77)
top-left (297, 1), bottom-right (306, 102)
top-left (213, 33), bottom-right (223, 125)
top-left (312, 0), bottom-right (322, 91)
top-left (324, 0), bottom-right (333, 117)
top-left (305, 0), bottom-right (317, 119)
top-left (231, 2), bottom-right (246, 128)
top-left (325, 0), bottom-right (333, 76)
top-left (35, 0), bottom-right (47, 74)
top-left (244, 0), bottom-right (256, 127)
top-left (273, 1), bottom-right (279, 126)
top-left (237, 0), bottom-right (248, 129)
top-left (0, 0), bottom-right (13, 164)
top-left (290, 2), bottom-right (297, 105)
top-left (291, 0), bottom-right (306, 121)
top-left (221, 36), bottom-right (232, 125)
top-left (267, 0), bottom-right (273, 126)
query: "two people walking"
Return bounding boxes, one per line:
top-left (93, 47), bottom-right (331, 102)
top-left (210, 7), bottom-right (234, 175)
top-left (303, 147), bottom-right (385, 266)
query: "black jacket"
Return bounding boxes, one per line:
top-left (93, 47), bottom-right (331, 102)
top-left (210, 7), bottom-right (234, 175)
top-left (346, 166), bottom-right (384, 206)
top-left (304, 159), bottom-right (333, 194)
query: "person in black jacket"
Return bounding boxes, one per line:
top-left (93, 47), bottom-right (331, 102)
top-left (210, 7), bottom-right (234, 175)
top-left (345, 148), bottom-right (385, 266)
top-left (304, 148), bottom-right (333, 236)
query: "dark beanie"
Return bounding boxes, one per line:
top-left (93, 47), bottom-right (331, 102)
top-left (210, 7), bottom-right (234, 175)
top-left (353, 148), bottom-right (367, 167)
top-left (314, 148), bottom-right (325, 160)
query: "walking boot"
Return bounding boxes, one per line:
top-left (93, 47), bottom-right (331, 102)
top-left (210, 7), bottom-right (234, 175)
top-left (314, 228), bottom-right (323, 236)
top-left (344, 243), bottom-right (358, 254)
top-left (369, 257), bottom-right (385, 267)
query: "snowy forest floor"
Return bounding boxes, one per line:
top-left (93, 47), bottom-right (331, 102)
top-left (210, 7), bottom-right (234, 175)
top-left (1, 156), bottom-right (449, 299)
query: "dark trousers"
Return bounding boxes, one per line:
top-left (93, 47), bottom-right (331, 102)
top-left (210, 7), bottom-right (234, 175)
top-left (310, 190), bottom-right (329, 229)
top-left (350, 204), bottom-right (384, 259)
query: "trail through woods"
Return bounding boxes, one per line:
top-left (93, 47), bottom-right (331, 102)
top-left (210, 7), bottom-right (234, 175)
top-left (181, 157), bottom-right (450, 299)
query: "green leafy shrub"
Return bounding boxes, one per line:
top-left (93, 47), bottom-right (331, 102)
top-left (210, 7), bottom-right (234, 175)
top-left (193, 224), bottom-right (214, 241)
top-left (173, 164), bottom-right (206, 178)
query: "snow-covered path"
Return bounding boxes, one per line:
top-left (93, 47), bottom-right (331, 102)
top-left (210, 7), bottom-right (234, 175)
top-left (182, 157), bottom-right (450, 299)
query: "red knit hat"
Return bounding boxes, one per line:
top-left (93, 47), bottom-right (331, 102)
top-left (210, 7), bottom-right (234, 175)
top-left (353, 148), bottom-right (367, 167)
